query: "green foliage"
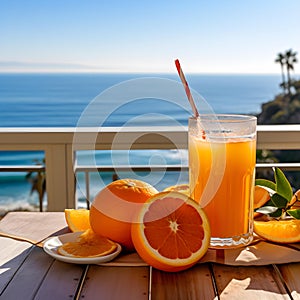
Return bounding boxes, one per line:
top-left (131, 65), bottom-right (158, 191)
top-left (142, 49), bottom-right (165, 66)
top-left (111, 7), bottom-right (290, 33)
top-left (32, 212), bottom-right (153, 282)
top-left (274, 167), bottom-right (293, 200)
top-left (255, 167), bottom-right (300, 219)
top-left (270, 193), bottom-right (288, 209)
top-left (287, 209), bottom-right (300, 219)
top-left (255, 179), bottom-right (276, 191)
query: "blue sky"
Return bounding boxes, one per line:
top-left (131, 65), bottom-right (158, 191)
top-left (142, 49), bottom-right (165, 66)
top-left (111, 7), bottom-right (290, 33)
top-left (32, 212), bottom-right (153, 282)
top-left (1, 0), bottom-right (299, 74)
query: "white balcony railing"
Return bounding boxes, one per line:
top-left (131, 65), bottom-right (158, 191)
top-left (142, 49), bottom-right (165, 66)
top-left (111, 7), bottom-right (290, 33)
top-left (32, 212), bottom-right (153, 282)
top-left (0, 125), bottom-right (299, 211)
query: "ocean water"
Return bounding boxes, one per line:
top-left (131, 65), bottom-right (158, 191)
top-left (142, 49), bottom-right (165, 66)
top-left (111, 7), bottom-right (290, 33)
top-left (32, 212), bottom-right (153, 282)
top-left (0, 73), bottom-right (282, 213)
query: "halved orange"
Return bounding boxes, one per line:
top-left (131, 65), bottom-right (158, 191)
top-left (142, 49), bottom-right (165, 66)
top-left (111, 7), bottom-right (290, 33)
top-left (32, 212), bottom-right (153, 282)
top-left (163, 184), bottom-right (190, 196)
top-left (254, 219), bottom-right (300, 243)
top-left (131, 191), bottom-right (210, 272)
top-left (65, 209), bottom-right (91, 232)
top-left (254, 186), bottom-right (271, 218)
top-left (58, 229), bottom-right (117, 258)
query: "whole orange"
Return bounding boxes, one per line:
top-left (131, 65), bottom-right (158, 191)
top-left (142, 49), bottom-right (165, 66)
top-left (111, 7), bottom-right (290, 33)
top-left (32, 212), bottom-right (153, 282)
top-left (90, 178), bottom-right (158, 251)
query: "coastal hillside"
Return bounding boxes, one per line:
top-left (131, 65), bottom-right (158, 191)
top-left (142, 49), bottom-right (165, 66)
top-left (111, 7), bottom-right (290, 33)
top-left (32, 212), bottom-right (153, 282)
top-left (256, 48), bottom-right (299, 187)
top-left (256, 78), bottom-right (300, 188)
top-left (257, 79), bottom-right (300, 124)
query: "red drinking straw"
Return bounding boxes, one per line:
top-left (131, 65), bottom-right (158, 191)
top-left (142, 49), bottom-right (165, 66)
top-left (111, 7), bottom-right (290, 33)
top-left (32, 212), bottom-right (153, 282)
top-left (175, 59), bottom-right (199, 118)
top-left (175, 59), bottom-right (206, 139)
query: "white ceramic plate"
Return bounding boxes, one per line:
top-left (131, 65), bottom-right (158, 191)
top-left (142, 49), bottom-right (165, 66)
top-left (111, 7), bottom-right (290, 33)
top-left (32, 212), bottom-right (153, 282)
top-left (43, 232), bottom-right (122, 264)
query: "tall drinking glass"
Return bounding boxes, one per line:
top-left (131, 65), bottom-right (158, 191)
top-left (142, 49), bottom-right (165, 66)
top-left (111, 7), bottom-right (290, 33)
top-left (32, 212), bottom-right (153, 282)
top-left (189, 114), bottom-right (257, 248)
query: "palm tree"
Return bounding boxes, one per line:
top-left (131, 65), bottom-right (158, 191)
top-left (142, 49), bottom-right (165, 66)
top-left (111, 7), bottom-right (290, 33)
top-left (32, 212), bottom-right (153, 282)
top-left (285, 49), bottom-right (298, 94)
top-left (275, 52), bottom-right (286, 93)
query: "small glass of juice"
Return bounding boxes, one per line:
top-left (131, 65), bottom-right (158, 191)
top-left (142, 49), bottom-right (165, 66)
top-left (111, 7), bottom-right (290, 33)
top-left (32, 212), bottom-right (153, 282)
top-left (189, 114), bottom-right (257, 248)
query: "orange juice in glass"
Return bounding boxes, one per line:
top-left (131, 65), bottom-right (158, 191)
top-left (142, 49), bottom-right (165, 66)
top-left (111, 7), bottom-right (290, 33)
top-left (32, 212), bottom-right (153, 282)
top-left (189, 114), bottom-right (256, 248)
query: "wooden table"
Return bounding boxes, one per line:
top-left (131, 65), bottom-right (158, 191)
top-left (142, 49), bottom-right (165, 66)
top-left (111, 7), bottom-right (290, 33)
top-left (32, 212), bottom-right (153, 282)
top-left (0, 212), bottom-right (300, 300)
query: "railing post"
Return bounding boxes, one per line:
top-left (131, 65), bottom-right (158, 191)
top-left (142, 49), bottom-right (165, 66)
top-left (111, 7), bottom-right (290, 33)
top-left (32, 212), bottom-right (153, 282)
top-left (45, 144), bottom-right (76, 211)
top-left (66, 144), bottom-right (77, 209)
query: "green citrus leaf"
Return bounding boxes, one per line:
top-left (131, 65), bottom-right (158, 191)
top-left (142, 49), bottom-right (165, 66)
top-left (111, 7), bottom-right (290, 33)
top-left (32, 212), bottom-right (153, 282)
top-left (255, 179), bottom-right (276, 192)
top-left (255, 206), bottom-right (278, 215)
top-left (274, 167), bottom-right (293, 201)
top-left (271, 193), bottom-right (288, 209)
top-left (256, 185), bottom-right (276, 196)
top-left (287, 209), bottom-right (300, 219)
top-left (264, 199), bottom-right (276, 207)
top-left (269, 208), bottom-right (283, 218)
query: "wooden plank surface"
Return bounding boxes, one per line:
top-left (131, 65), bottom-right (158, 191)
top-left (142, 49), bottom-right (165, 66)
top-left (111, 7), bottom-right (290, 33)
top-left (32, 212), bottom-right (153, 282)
top-left (79, 265), bottom-right (149, 300)
top-left (0, 237), bottom-right (32, 294)
top-left (34, 260), bottom-right (86, 300)
top-left (277, 263), bottom-right (300, 300)
top-left (0, 246), bottom-right (54, 299)
top-left (151, 264), bottom-right (216, 300)
top-left (1, 245), bottom-right (85, 300)
top-left (212, 264), bottom-right (290, 299)
top-left (1, 212), bottom-right (300, 299)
